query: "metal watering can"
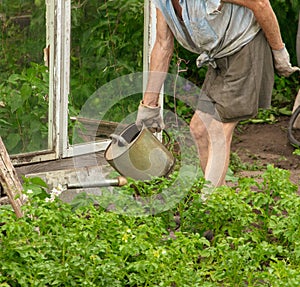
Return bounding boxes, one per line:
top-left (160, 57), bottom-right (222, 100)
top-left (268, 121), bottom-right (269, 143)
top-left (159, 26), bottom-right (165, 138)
top-left (104, 124), bottom-right (175, 181)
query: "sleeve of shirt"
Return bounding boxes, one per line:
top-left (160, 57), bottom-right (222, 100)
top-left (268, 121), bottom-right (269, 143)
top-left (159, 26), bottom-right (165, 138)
top-left (206, 0), bottom-right (222, 14)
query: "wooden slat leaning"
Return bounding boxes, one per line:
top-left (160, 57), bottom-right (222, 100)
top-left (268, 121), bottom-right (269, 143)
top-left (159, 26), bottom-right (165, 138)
top-left (0, 137), bottom-right (24, 218)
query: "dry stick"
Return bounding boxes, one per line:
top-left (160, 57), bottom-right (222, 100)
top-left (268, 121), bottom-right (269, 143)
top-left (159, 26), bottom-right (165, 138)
top-left (0, 137), bottom-right (24, 218)
top-left (173, 58), bottom-right (189, 127)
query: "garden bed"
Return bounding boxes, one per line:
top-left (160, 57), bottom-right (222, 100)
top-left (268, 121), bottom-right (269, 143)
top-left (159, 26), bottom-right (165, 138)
top-left (232, 116), bottom-right (300, 191)
top-left (1, 117), bottom-right (300, 286)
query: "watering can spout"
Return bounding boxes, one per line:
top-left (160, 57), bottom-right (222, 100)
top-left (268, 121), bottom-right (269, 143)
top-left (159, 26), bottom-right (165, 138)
top-left (67, 176), bottom-right (128, 189)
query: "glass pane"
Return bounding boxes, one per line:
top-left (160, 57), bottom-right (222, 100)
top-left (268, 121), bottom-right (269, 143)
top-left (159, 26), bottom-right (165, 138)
top-left (0, 0), bottom-right (49, 154)
top-left (69, 0), bottom-right (144, 144)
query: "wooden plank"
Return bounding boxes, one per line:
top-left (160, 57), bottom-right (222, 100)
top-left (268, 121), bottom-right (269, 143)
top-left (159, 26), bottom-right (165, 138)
top-left (297, 11), bottom-right (300, 66)
top-left (11, 150), bottom-right (57, 166)
top-left (0, 137), bottom-right (24, 217)
top-left (71, 118), bottom-right (124, 140)
top-left (24, 164), bottom-right (116, 203)
top-left (24, 165), bottom-right (113, 189)
top-left (15, 151), bottom-right (108, 176)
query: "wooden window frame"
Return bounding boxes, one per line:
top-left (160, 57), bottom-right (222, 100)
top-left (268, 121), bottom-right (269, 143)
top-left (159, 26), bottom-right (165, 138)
top-left (11, 0), bottom-right (158, 165)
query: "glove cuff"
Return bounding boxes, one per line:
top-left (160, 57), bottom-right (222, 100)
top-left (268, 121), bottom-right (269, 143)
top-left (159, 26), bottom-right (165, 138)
top-left (272, 43), bottom-right (285, 53)
top-left (140, 100), bottom-right (160, 110)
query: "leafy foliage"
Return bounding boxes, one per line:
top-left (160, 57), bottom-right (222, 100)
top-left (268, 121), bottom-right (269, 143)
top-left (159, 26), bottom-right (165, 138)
top-left (1, 166), bottom-right (300, 286)
top-left (69, 0), bottom-right (144, 110)
top-left (0, 0), bottom-right (47, 153)
top-left (0, 63), bottom-right (49, 153)
top-left (0, 0), bottom-right (46, 78)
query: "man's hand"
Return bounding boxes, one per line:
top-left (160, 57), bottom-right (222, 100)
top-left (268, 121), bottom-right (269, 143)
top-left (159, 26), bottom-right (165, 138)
top-left (272, 46), bottom-right (300, 77)
top-left (136, 101), bottom-right (164, 132)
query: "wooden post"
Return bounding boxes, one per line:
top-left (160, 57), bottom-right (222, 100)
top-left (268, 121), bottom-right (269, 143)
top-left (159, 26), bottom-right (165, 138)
top-left (296, 11), bottom-right (300, 67)
top-left (0, 137), bottom-right (24, 218)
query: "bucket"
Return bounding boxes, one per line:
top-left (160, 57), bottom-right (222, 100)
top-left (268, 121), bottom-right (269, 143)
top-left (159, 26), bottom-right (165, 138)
top-left (104, 124), bottom-right (175, 180)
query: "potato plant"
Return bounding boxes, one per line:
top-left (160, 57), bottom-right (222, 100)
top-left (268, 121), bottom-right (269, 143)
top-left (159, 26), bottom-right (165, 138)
top-left (1, 165), bottom-right (300, 286)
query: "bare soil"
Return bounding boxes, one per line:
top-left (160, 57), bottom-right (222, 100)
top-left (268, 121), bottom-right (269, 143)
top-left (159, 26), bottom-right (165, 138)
top-left (231, 116), bottom-right (300, 191)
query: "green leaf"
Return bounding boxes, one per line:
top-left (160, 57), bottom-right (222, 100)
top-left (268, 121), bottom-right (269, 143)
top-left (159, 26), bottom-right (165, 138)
top-left (29, 177), bottom-right (49, 188)
top-left (5, 133), bottom-right (21, 151)
top-left (9, 93), bottom-right (24, 113)
top-left (0, 119), bottom-right (12, 126)
top-left (293, 149), bottom-right (300, 156)
top-left (278, 107), bottom-right (292, 116)
top-left (20, 83), bottom-right (32, 101)
top-left (7, 74), bottom-right (22, 85)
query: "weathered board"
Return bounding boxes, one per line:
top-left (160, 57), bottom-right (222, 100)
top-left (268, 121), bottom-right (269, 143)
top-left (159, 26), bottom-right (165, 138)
top-left (15, 151), bottom-right (109, 176)
top-left (14, 150), bottom-right (118, 203)
top-left (0, 137), bottom-right (24, 217)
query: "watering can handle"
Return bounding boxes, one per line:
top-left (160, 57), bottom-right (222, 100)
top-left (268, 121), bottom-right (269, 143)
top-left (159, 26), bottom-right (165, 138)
top-left (110, 127), bottom-right (171, 147)
top-left (110, 134), bottom-right (129, 146)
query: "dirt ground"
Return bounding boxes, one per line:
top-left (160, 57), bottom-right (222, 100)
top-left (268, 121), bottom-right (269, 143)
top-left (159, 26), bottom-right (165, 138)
top-left (231, 116), bottom-right (300, 191)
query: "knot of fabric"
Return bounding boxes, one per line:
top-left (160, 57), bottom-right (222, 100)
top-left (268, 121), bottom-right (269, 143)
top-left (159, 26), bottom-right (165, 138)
top-left (196, 52), bottom-right (217, 68)
top-left (206, 0), bottom-right (222, 15)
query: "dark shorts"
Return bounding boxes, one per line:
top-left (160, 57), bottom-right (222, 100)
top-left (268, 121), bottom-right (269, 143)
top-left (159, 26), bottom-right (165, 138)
top-left (197, 30), bottom-right (274, 122)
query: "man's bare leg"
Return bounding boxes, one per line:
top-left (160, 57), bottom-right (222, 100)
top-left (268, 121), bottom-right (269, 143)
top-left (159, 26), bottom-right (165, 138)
top-left (190, 110), bottom-right (237, 187)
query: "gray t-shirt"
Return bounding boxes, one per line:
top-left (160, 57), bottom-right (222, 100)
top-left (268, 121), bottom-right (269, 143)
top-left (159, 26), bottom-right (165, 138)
top-left (153, 0), bottom-right (261, 67)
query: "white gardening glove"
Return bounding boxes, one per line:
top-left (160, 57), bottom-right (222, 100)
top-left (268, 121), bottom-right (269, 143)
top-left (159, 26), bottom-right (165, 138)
top-left (272, 46), bottom-right (300, 77)
top-left (136, 101), bottom-right (164, 132)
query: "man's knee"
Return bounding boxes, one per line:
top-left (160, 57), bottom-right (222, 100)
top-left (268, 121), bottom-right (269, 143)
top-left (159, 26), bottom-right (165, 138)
top-left (190, 112), bottom-right (209, 139)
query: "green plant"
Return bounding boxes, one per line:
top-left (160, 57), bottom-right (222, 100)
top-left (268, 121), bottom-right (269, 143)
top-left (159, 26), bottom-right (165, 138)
top-left (0, 0), bottom-right (46, 78)
top-left (272, 74), bottom-right (299, 111)
top-left (1, 166), bottom-right (300, 286)
top-left (0, 63), bottom-right (49, 154)
top-left (293, 148), bottom-right (300, 156)
top-left (69, 0), bottom-right (144, 111)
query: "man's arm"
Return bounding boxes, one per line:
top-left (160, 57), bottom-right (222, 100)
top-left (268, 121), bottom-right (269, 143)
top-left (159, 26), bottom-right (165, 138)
top-left (136, 9), bottom-right (174, 131)
top-left (223, 0), bottom-right (299, 76)
top-left (222, 0), bottom-right (283, 50)
top-left (143, 8), bottom-right (174, 107)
